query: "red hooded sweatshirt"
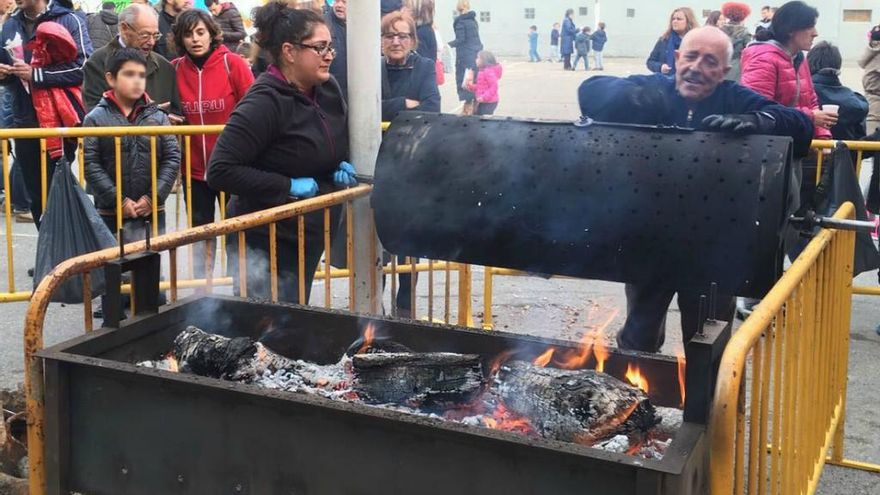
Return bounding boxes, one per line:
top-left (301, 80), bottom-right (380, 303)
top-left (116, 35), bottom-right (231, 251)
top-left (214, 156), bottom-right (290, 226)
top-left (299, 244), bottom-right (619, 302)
top-left (172, 45), bottom-right (254, 181)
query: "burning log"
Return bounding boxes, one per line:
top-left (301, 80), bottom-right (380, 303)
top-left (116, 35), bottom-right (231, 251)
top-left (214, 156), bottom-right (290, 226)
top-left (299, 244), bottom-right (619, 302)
top-left (497, 361), bottom-right (658, 445)
top-left (172, 327), bottom-right (348, 392)
top-left (352, 352), bottom-right (484, 406)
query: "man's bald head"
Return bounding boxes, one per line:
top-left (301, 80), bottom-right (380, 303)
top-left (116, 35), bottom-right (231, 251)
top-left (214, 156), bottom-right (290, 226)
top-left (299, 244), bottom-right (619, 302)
top-left (674, 27), bottom-right (733, 102)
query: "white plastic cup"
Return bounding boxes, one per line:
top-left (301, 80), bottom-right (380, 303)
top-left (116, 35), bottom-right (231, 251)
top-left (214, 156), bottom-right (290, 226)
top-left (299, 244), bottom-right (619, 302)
top-left (821, 104), bottom-right (839, 115)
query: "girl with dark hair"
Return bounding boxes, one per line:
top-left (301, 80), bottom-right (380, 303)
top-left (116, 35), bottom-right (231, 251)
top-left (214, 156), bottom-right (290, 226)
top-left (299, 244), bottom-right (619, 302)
top-left (740, 0), bottom-right (835, 139)
top-left (808, 41), bottom-right (867, 141)
top-left (172, 8), bottom-right (254, 279)
top-left (704, 10), bottom-right (723, 27)
top-left (645, 7), bottom-right (697, 75)
top-left (207, 3), bottom-right (356, 303)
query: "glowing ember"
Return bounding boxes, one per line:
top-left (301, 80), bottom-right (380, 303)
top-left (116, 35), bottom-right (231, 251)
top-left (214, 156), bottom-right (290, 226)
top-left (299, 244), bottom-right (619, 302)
top-left (676, 350), bottom-right (686, 408)
top-left (624, 364), bottom-right (649, 394)
top-left (356, 323), bottom-right (376, 355)
top-left (533, 348), bottom-right (555, 368)
top-left (165, 353), bottom-right (179, 373)
top-left (481, 403), bottom-right (535, 434)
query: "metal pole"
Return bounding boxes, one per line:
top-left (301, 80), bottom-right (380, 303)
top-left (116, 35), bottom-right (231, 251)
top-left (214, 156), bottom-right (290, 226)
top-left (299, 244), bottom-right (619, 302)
top-left (347, 0), bottom-right (384, 314)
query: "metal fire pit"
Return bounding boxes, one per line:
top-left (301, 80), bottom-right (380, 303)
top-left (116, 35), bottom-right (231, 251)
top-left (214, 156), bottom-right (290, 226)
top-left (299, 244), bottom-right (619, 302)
top-left (38, 295), bottom-right (729, 495)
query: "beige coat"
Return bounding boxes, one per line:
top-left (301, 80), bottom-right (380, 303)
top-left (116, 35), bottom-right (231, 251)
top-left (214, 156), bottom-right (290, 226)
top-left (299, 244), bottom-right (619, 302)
top-left (859, 41), bottom-right (880, 124)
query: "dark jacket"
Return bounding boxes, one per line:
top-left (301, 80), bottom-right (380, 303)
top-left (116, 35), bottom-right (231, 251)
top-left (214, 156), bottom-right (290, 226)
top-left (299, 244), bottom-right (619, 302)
top-left (325, 9), bottom-right (347, 99)
top-left (381, 52), bottom-right (440, 121)
top-left (575, 32), bottom-right (591, 55)
top-left (206, 67), bottom-right (349, 241)
top-left (550, 28), bottom-right (559, 46)
top-left (214, 2), bottom-right (246, 51)
top-left (721, 23), bottom-right (751, 81)
top-left (591, 29), bottom-right (607, 51)
top-left (578, 74), bottom-right (814, 157)
top-left (82, 92), bottom-right (180, 212)
top-left (0, 0), bottom-right (93, 126)
top-left (155, 8), bottom-right (175, 60)
top-left (449, 11), bottom-right (482, 67)
top-left (86, 8), bottom-right (118, 50)
top-left (560, 17), bottom-right (577, 56)
top-left (646, 34), bottom-right (680, 74)
top-left (83, 38), bottom-right (181, 115)
top-left (812, 70), bottom-right (869, 141)
top-left (416, 23), bottom-right (437, 61)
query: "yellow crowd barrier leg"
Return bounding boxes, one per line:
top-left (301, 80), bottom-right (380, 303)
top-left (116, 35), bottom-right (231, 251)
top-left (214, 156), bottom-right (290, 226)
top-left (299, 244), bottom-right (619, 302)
top-left (324, 208), bottom-right (331, 309)
top-left (269, 222), bottom-right (278, 303)
top-left (298, 216), bottom-right (306, 305)
top-left (2, 140), bottom-right (15, 294)
top-left (150, 137), bottom-right (159, 238)
top-left (114, 137), bottom-right (122, 233)
top-left (482, 267), bottom-right (493, 330)
top-left (457, 263), bottom-right (473, 327)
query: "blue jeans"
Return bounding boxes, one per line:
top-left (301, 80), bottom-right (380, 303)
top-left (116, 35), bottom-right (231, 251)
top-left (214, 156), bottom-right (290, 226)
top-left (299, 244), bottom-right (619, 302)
top-left (528, 46), bottom-right (540, 61)
top-left (573, 53), bottom-right (589, 70)
top-left (593, 51), bottom-right (604, 69)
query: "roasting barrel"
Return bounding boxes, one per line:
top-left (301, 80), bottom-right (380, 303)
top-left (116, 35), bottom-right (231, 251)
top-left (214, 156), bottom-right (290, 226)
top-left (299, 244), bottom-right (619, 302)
top-left (372, 113), bottom-right (796, 298)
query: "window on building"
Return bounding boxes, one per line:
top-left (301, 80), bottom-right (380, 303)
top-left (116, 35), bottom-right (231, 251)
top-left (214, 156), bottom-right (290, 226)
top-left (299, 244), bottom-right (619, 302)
top-left (702, 9), bottom-right (713, 18)
top-left (524, 8), bottom-right (535, 19)
top-left (480, 11), bottom-right (491, 23)
top-left (843, 9), bottom-right (872, 22)
top-left (626, 8), bottom-right (635, 18)
top-left (579, 7), bottom-right (588, 16)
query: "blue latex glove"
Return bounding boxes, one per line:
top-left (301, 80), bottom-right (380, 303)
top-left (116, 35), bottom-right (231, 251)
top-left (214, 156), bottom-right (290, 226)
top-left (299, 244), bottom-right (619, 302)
top-left (333, 161), bottom-right (358, 187)
top-left (289, 178), bottom-right (319, 198)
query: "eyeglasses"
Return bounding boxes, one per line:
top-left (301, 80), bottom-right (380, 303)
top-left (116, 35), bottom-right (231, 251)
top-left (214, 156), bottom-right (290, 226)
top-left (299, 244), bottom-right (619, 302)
top-left (382, 33), bottom-right (413, 42)
top-left (123, 22), bottom-right (162, 42)
top-left (295, 42), bottom-right (337, 58)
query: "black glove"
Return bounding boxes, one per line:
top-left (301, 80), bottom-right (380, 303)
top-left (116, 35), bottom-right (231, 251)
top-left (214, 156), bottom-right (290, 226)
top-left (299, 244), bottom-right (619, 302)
top-left (627, 85), bottom-right (671, 124)
top-left (701, 112), bottom-right (776, 134)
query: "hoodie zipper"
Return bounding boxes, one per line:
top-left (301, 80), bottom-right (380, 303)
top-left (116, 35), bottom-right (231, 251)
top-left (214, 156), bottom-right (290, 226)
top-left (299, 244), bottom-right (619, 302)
top-left (686, 109), bottom-right (694, 127)
top-left (196, 62), bottom-right (208, 179)
top-left (311, 94), bottom-right (337, 163)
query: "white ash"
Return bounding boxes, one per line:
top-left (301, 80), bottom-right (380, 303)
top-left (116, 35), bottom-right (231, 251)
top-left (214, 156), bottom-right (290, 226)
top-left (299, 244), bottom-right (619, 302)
top-left (136, 358), bottom-right (178, 372)
top-left (653, 406), bottom-right (684, 437)
top-left (596, 434), bottom-right (630, 453)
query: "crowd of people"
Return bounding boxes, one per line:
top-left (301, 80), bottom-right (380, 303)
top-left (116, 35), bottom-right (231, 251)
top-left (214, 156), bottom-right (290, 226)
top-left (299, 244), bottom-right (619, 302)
top-left (531, 15), bottom-right (606, 71)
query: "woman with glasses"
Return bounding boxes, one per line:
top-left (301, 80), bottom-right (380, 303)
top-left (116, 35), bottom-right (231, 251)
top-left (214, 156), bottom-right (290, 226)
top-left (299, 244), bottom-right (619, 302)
top-left (379, 11), bottom-right (440, 318)
top-left (172, 9), bottom-right (253, 280)
top-left (207, 3), bottom-right (356, 304)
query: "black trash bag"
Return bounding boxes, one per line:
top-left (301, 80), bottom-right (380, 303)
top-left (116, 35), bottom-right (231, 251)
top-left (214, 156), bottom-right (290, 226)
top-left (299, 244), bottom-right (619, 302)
top-left (812, 144), bottom-right (880, 276)
top-left (34, 161), bottom-right (117, 303)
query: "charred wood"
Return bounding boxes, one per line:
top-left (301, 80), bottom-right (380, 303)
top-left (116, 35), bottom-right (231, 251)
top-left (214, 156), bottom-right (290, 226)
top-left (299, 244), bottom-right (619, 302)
top-left (353, 352), bottom-right (484, 406)
top-left (497, 361), bottom-right (658, 444)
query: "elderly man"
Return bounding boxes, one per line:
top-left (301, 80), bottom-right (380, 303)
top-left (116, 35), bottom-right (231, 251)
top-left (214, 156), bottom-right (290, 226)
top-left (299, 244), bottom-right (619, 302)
top-left (578, 27), bottom-right (814, 353)
top-left (83, 3), bottom-right (181, 118)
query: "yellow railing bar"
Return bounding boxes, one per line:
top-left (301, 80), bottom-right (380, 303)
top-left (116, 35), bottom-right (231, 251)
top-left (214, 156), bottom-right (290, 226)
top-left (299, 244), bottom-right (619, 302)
top-left (2, 140), bottom-right (15, 294)
top-left (39, 139), bottom-right (47, 213)
top-left (114, 137), bottom-right (122, 233)
top-left (24, 185), bottom-right (372, 495)
top-left (0, 125), bottom-right (225, 140)
top-left (709, 202), bottom-right (856, 495)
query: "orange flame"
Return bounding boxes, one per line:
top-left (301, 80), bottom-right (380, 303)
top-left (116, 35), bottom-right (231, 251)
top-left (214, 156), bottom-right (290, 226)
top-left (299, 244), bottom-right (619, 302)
top-left (676, 350), bottom-right (686, 408)
top-left (625, 364), bottom-right (649, 394)
top-left (533, 348), bottom-right (555, 368)
top-left (554, 305), bottom-right (619, 370)
top-left (488, 350), bottom-right (517, 376)
top-left (356, 323), bottom-right (376, 355)
top-left (164, 352), bottom-right (179, 373)
top-left (482, 404), bottom-right (535, 434)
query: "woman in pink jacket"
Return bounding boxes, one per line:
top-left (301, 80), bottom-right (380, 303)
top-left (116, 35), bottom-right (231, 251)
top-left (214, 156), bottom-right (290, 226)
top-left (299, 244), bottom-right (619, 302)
top-left (740, 1), bottom-right (835, 139)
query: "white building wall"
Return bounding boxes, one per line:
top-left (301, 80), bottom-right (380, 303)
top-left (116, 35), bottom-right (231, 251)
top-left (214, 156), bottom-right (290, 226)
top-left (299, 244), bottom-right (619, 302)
top-left (435, 0), bottom-right (878, 63)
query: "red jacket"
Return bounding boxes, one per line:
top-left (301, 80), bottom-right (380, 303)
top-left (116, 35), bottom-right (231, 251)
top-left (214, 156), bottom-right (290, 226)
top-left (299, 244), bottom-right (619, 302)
top-left (172, 45), bottom-right (254, 181)
top-left (740, 41), bottom-right (831, 139)
top-left (466, 63), bottom-right (502, 104)
top-left (26, 20), bottom-right (85, 158)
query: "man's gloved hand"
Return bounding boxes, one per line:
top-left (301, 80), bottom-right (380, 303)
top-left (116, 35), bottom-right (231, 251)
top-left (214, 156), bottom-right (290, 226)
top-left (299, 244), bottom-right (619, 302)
top-left (701, 112), bottom-right (776, 134)
top-left (628, 85), bottom-right (671, 123)
top-left (289, 178), bottom-right (319, 198)
top-left (333, 161), bottom-right (358, 187)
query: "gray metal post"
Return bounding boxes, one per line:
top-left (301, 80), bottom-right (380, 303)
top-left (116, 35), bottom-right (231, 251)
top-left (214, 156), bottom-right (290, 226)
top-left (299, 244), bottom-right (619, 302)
top-left (347, 0), bottom-right (384, 314)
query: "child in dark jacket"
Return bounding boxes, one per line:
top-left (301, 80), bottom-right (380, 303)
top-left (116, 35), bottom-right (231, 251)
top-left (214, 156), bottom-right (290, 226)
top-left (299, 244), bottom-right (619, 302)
top-left (464, 50), bottom-right (502, 115)
top-left (82, 48), bottom-right (180, 238)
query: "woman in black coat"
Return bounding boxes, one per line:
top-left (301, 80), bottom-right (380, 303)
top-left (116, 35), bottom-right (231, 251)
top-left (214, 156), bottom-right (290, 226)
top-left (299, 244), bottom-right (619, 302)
top-left (448, 0), bottom-right (482, 114)
top-left (409, 0), bottom-right (438, 61)
top-left (207, 5), bottom-right (356, 304)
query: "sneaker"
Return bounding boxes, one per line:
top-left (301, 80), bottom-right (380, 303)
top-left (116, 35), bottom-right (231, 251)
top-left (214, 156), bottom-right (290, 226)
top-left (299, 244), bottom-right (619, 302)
top-left (15, 211), bottom-right (33, 223)
top-left (735, 297), bottom-right (759, 320)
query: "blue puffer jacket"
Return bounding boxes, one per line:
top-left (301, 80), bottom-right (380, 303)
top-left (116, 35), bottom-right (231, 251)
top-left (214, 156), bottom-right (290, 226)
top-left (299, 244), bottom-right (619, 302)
top-left (0, 0), bottom-right (93, 126)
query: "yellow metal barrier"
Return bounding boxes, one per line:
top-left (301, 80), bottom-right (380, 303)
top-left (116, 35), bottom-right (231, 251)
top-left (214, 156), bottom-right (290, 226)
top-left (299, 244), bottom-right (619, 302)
top-left (709, 203), bottom-right (858, 495)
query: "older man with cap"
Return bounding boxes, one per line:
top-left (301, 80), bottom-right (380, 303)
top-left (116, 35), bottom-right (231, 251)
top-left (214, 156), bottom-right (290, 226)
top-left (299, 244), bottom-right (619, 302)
top-left (83, 3), bottom-right (181, 119)
top-left (578, 26), bottom-right (814, 353)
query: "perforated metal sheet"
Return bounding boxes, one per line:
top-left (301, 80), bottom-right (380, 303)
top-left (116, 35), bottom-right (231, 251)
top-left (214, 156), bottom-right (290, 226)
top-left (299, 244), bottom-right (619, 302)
top-left (372, 113), bottom-right (794, 298)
